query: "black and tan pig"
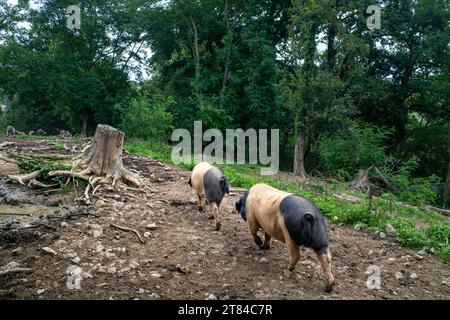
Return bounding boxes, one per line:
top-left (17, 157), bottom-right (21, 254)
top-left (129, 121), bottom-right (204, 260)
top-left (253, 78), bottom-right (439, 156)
top-left (189, 162), bottom-right (230, 231)
top-left (235, 183), bottom-right (335, 292)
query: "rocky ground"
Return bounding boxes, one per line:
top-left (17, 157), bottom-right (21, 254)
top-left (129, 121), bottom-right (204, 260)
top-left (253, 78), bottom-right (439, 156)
top-left (0, 137), bottom-right (449, 300)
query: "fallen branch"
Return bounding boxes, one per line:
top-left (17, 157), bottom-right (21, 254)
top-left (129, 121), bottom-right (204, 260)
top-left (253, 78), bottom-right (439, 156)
top-left (110, 223), bottom-right (145, 244)
top-left (425, 205), bottom-right (450, 217)
top-left (0, 142), bottom-right (15, 149)
top-left (332, 193), bottom-right (364, 204)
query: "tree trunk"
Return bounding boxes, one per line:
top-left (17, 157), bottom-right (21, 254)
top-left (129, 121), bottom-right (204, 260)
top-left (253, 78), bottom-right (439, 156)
top-left (350, 169), bottom-right (370, 192)
top-left (70, 124), bottom-right (141, 187)
top-left (293, 131), bottom-right (307, 181)
top-left (81, 118), bottom-right (88, 137)
top-left (443, 119), bottom-right (450, 207)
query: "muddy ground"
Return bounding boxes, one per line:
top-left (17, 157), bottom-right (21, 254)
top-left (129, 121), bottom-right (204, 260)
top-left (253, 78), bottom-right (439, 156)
top-left (0, 137), bottom-right (449, 300)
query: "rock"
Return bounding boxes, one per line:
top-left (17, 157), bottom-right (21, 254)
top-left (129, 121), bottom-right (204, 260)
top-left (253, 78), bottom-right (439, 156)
top-left (145, 223), bottom-right (157, 230)
top-left (144, 232), bottom-right (151, 238)
top-left (37, 289), bottom-right (46, 295)
top-left (368, 250), bottom-right (374, 256)
top-left (442, 278), bottom-right (450, 287)
top-left (395, 271), bottom-right (403, 281)
top-left (176, 264), bottom-right (190, 274)
top-left (90, 224), bottom-right (103, 238)
top-left (107, 267), bottom-right (117, 274)
top-left (61, 222), bottom-right (68, 228)
top-left (113, 201), bottom-right (124, 209)
top-left (282, 270), bottom-right (294, 278)
top-left (415, 254), bottom-right (424, 261)
top-left (150, 271), bottom-right (162, 278)
top-left (206, 294), bottom-right (217, 300)
top-left (138, 288), bottom-right (145, 294)
top-left (72, 257), bottom-right (81, 264)
top-left (62, 252), bottom-right (78, 259)
top-left (378, 232), bottom-right (386, 240)
top-left (260, 257), bottom-right (268, 262)
top-left (354, 224), bottom-right (364, 231)
top-left (42, 247), bottom-right (57, 256)
top-left (400, 255), bottom-right (409, 261)
top-left (93, 230), bottom-right (102, 238)
top-left (129, 260), bottom-right (139, 269)
top-left (410, 273), bottom-right (418, 279)
top-left (55, 240), bottom-right (67, 247)
top-left (417, 250), bottom-right (426, 256)
top-left (149, 293), bottom-right (160, 299)
top-left (104, 251), bottom-right (116, 259)
top-left (386, 224), bottom-right (397, 237)
top-left (119, 267), bottom-right (131, 273)
top-left (12, 247), bottom-right (23, 255)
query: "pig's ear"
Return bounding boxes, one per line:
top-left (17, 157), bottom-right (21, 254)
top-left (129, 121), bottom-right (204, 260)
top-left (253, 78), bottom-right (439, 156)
top-left (304, 212), bottom-right (315, 224)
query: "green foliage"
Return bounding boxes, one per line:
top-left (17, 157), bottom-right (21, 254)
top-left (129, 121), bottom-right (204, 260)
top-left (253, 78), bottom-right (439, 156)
top-left (316, 124), bottom-right (392, 177)
top-left (17, 156), bottom-right (72, 185)
top-left (116, 94), bottom-right (174, 141)
top-left (387, 157), bottom-right (441, 206)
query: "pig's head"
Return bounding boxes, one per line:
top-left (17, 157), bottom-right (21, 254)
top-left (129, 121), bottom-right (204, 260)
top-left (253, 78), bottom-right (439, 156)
top-left (235, 191), bottom-right (249, 221)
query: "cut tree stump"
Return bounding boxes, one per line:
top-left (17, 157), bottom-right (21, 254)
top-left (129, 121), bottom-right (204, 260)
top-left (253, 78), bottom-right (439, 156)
top-left (349, 169), bottom-right (370, 192)
top-left (73, 124), bottom-right (141, 187)
top-left (47, 125), bottom-right (142, 202)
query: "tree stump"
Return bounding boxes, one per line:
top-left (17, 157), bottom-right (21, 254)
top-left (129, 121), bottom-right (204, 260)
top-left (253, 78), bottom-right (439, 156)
top-left (74, 125), bottom-right (141, 187)
top-left (46, 125), bottom-right (142, 203)
top-left (349, 169), bottom-right (369, 192)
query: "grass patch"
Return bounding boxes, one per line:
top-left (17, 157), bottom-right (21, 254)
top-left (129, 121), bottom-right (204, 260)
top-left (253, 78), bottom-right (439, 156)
top-left (126, 139), bottom-right (450, 260)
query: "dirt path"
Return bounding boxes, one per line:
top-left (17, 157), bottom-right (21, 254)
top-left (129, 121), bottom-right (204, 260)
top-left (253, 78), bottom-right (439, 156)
top-left (0, 138), bottom-right (449, 300)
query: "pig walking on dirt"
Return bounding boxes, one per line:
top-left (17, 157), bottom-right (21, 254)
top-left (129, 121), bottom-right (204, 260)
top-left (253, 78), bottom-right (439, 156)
top-left (5, 125), bottom-right (15, 136)
top-left (235, 183), bottom-right (335, 292)
top-left (189, 162), bottom-right (230, 231)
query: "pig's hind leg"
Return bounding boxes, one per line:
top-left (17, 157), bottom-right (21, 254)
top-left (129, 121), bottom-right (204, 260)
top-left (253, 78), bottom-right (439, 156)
top-left (262, 232), bottom-right (272, 250)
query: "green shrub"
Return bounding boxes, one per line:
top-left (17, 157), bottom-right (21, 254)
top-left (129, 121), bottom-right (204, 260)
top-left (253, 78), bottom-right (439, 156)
top-left (116, 94), bottom-right (174, 141)
top-left (316, 124), bottom-right (392, 179)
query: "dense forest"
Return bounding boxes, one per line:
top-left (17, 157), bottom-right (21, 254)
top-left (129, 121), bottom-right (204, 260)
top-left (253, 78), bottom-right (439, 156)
top-left (1, 0), bottom-right (449, 207)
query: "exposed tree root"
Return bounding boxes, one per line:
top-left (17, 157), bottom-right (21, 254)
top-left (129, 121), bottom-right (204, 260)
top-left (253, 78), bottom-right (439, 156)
top-left (28, 179), bottom-right (58, 189)
top-left (0, 153), bottom-right (17, 163)
top-left (8, 170), bottom-right (41, 185)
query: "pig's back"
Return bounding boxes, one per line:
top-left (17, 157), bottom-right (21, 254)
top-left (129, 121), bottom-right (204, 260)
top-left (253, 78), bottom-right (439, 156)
top-left (247, 184), bottom-right (290, 241)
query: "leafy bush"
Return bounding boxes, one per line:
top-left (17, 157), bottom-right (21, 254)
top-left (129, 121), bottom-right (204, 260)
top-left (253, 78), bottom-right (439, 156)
top-left (384, 157), bottom-right (440, 206)
top-left (316, 124), bottom-right (392, 178)
top-left (116, 94), bottom-right (174, 141)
